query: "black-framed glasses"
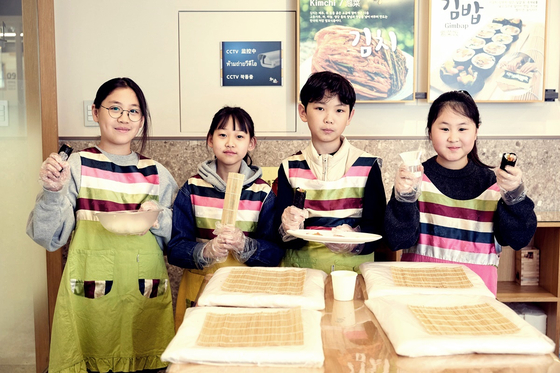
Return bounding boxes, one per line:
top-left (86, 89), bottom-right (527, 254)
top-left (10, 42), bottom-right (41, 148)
top-left (100, 105), bottom-right (143, 122)
top-left (456, 90), bottom-right (472, 98)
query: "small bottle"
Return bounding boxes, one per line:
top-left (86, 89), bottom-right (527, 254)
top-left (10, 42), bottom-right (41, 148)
top-left (58, 144), bottom-right (73, 161)
top-left (57, 144), bottom-right (73, 172)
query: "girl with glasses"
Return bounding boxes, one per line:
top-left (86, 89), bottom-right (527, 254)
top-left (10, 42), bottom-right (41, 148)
top-left (384, 90), bottom-right (537, 295)
top-left (27, 77), bottom-right (177, 373)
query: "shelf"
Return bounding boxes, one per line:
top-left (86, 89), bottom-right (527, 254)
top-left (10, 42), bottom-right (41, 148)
top-left (497, 281), bottom-right (558, 302)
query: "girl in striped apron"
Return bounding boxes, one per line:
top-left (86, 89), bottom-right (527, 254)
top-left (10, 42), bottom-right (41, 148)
top-left (168, 107), bottom-right (283, 318)
top-left (27, 78), bottom-right (177, 372)
top-left (385, 91), bottom-right (537, 295)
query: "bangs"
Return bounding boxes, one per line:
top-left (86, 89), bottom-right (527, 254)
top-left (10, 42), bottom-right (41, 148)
top-left (216, 114), bottom-right (250, 134)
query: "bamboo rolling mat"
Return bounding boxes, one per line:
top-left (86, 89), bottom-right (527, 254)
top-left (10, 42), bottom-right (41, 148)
top-left (409, 303), bottom-right (520, 336)
top-left (221, 268), bottom-right (306, 295)
top-left (391, 266), bottom-right (473, 288)
top-left (221, 172), bottom-right (245, 225)
top-left (197, 308), bottom-right (304, 347)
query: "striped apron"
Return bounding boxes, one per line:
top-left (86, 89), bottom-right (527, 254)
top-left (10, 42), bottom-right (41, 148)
top-left (48, 148), bottom-right (174, 373)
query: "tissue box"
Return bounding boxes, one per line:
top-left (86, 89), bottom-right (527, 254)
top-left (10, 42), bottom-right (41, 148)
top-left (505, 302), bottom-right (547, 335)
top-left (515, 247), bottom-right (539, 286)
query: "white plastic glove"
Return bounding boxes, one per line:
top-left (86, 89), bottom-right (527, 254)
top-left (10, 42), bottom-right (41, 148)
top-left (202, 223), bottom-right (247, 264)
top-left (495, 166), bottom-right (526, 205)
top-left (39, 152), bottom-right (70, 192)
top-left (324, 224), bottom-right (364, 255)
top-left (139, 200), bottom-right (161, 229)
top-left (394, 163), bottom-right (423, 203)
top-left (279, 206), bottom-right (309, 242)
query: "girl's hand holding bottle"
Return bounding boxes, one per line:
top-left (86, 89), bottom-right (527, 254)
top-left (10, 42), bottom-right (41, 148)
top-left (495, 164), bottom-right (526, 205)
top-left (394, 163), bottom-right (424, 203)
top-left (39, 153), bottom-right (71, 192)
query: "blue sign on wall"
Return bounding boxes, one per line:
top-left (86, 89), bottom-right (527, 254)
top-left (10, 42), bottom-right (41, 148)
top-left (221, 41), bottom-right (282, 87)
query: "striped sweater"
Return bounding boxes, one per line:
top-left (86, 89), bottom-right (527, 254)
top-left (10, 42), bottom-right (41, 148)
top-left (168, 160), bottom-right (283, 270)
top-left (402, 174), bottom-right (501, 266)
top-left (282, 153), bottom-right (378, 230)
top-left (76, 148), bottom-right (159, 221)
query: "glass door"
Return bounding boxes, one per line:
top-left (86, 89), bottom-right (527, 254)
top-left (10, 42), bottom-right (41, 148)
top-left (0, 1), bottom-right (50, 372)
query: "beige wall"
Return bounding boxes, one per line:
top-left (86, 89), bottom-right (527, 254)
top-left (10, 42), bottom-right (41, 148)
top-left (53, 0), bottom-right (560, 138)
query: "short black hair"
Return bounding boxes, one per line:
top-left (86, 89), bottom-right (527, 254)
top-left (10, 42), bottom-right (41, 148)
top-left (299, 71), bottom-right (356, 113)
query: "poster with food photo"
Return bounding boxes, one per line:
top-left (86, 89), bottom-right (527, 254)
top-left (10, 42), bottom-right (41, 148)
top-left (429, 0), bottom-right (547, 102)
top-left (298, 0), bottom-right (416, 102)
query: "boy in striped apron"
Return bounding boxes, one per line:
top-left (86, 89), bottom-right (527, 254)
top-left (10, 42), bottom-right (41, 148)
top-left (276, 71), bottom-right (386, 273)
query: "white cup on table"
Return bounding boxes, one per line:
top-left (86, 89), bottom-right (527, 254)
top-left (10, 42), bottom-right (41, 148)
top-left (331, 270), bottom-right (358, 301)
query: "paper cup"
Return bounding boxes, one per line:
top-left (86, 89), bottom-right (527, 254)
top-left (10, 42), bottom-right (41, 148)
top-left (331, 270), bottom-right (357, 301)
top-left (399, 150), bottom-right (422, 177)
top-left (331, 299), bottom-right (356, 327)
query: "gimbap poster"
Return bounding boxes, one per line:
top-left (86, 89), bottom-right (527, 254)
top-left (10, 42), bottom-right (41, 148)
top-left (428, 0), bottom-right (547, 102)
top-left (298, 0), bottom-right (416, 102)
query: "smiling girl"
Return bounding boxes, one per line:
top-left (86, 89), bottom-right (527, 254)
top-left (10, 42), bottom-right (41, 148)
top-left (27, 77), bottom-right (177, 372)
top-left (168, 106), bottom-right (283, 313)
top-left (384, 90), bottom-right (537, 295)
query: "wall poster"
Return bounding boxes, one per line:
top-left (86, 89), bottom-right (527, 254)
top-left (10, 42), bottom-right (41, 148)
top-left (298, 0), bottom-right (416, 103)
top-left (221, 41), bottom-right (283, 87)
top-left (429, 0), bottom-right (547, 102)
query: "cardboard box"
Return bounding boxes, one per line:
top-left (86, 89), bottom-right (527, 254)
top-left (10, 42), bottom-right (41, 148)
top-left (505, 302), bottom-right (547, 335)
top-left (515, 247), bottom-right (539, 286)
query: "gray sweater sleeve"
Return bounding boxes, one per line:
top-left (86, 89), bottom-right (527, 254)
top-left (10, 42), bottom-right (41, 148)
top-left (149, 162), bottom-right (178, 248)
top-left (26, 153), bottom-right (81, 252)
top-left (26, 153), bottom-right (178, 252)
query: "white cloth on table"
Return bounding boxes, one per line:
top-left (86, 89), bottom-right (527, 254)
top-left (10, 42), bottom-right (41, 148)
top-left (162, 306), bottom-right (324, 367)
top-left (365, 294), bottom-right (555, 357)
top-left (359, 261), bottom-right (495, 299)
top-left (197, 266), bottom-right (327, 310)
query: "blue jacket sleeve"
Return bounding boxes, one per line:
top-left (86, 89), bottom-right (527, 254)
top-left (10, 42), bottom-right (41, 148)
top-left (244, 191), bottom-right (284, 267)
top-left (167, 184), bottom-right (201, 269)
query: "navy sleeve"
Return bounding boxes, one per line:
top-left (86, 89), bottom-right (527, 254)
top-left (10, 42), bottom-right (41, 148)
top-left (359, 161), bottom-right (387, 255)
top-left (494, 197), bottom-right (537, 250)
top-left (245, 191), bottom-right (285, 267)
top-left (167, 184), bottom-right (201, 269)
top-left (384, 187), bottom-right (421, 251)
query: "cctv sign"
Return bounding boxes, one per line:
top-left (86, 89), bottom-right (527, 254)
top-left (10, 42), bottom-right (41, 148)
top-left (221, 41), bottom-right (282, 86)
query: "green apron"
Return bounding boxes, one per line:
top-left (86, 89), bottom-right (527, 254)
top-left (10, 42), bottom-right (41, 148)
top-left (49, 219), bottom-right (174, 373)
top-left (282, 241), bottom-right (374, 273)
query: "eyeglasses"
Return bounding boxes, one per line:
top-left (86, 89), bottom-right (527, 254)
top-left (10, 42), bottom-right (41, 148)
top-left (456, 90), bottom-right (472, 98)
top-left (100, 105), bottom-right (143, 122)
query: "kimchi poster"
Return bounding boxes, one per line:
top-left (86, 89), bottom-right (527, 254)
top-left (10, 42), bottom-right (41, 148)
top-left (429, 0), bottom-right (547, 102)
top-left (298, 0), bottom-right (416, 102)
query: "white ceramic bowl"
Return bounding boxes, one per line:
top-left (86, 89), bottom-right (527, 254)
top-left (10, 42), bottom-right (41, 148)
top-left (95, 209), bottom-right (162, 235)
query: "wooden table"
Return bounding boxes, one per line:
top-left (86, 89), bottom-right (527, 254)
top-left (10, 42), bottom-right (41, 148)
top-left (168, 275), bottom-right (560, 373)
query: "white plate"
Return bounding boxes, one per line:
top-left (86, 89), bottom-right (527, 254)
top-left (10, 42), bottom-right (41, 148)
top-left (287, 229), bottom-right (382, 244)
top-left (299, 51), bottom-right (414, 101)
